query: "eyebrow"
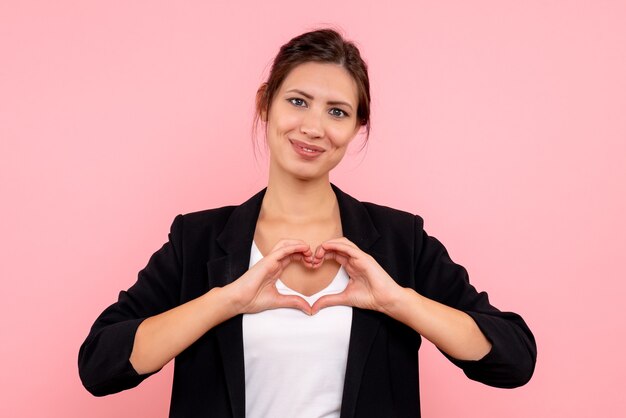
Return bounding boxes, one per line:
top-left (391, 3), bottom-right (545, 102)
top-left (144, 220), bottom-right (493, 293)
top-left (285, 89), bottom-right (354, 111)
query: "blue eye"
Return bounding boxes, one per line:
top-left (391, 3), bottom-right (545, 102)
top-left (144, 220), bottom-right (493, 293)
top-left (288, 98), bottom-right (307, 107)
top-left (330, 108), bottom-right (348, 118)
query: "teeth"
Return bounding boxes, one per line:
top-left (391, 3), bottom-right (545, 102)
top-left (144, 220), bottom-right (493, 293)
top-left (292, 140), bottom-right (321, 153)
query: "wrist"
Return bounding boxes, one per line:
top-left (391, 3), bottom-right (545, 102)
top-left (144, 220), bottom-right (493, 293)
top-left (205, 284), bottom-right (245, 318)
top-left (378, 285), bottom-right (416, 317)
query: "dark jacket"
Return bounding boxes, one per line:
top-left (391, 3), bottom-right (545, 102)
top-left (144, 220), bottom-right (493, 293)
top-left (78, 184), bottom-right (536, 417)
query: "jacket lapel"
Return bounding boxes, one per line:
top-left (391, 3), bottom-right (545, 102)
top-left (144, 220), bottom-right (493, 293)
top-left (204, 248), bottom-right (249, 418)
top-left (207, 189), bottom-right (266, 418)
top-left (207, 184), bottom-right (382, 418)
top-left (332, 184), bottom-right (383, 418)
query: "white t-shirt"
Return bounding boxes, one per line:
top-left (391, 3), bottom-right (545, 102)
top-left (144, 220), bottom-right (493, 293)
top-left (242, 241), bottom-right (353, 418)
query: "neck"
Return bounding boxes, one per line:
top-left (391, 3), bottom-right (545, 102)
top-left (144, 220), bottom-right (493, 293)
top-left (261, 168), bottom-right (337, 224)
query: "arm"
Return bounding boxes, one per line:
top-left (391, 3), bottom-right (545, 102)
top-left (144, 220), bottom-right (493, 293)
top-left (412, 224), bottom-right (537, 388)
top-left (129, 235), bottom-right (315, 375)
top-left (78, 214), bottom-right (314, 395)
top-left (128, 286), bottom-right (239, 375)
top-left (310, 218), bottom-right (536, 388)
top-left (382, 287), bottom-right (492, 361)
top-left (309, 239), bottom-right (490, 360)
top-left (78, 214), bottom-right (187, 396)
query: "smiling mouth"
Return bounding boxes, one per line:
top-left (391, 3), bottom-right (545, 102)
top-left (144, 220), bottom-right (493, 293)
top-left (289, 139), bottom-right (325, 159)
top-left (290, 139), bottom-right (325, 153)
top-left (300, 145), bottom-right (319, 153)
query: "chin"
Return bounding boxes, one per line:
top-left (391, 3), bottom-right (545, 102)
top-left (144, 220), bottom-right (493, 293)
top-left (290, 170), bottom-right (326, 182)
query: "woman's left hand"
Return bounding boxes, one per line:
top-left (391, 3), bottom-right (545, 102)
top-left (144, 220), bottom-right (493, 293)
top-left (310, 237), bottom-right (404, 315)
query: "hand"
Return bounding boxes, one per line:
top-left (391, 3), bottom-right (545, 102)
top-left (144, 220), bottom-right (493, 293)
top-left (228, 239), bottom-right (314, 316)
top-left (310, 237), bottom-right (403, 315)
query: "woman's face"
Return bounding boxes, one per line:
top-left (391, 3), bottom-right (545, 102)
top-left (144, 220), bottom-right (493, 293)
top-left (264, 61), bottom-right (361, 181)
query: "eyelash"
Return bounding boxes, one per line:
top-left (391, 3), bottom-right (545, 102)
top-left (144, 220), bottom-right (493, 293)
top-left (287, 97), bottom-right (350, 118)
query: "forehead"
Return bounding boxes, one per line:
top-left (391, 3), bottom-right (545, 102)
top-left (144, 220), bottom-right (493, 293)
top-left (279, 62), bottom-right (359, 106)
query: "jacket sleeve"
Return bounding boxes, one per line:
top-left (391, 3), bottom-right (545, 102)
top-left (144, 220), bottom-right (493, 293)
top-left (413, 216), bottom-right (537, 388)
top-left (78, 214), bottom-right (184, 396)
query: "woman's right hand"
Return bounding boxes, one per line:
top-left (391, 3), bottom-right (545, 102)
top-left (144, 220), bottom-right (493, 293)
top-left (227, 239), bottom-right (314, 315)
top-left (127, 239), bottom-right (313, 375)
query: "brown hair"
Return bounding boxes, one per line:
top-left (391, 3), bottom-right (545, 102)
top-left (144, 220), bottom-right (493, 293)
top-left (253, 28), bottom-right (371, 148)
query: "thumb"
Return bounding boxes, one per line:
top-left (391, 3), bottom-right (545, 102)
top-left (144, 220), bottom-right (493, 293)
top-left (311, 292), bottom-right (349, 315)
top-left (275, 294), bottom-right (312, 316)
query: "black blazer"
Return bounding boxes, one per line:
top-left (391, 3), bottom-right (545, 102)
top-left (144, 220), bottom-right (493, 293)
top-left (78, 184), bottom-right (536, 418)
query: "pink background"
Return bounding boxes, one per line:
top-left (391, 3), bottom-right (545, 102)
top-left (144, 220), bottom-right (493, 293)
top-left (1, 1), bottom-right (625, 417)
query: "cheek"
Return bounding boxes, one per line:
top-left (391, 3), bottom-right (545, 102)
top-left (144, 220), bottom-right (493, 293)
top-left (325, 146), bottom-right (349, 172)
top-left (328, 125), bottom-right (358, 148)
top-left (267, 118), bottom-right (291, 146)
top-left (269, 105), bottom-right (300, 132)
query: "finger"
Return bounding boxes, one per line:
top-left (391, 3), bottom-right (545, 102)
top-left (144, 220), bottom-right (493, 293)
top-left (269, 238), bottom-right (310, 253)
top-left (312, 238), bottom-right (356, 258)
top-left (311, 292), bottom-right (350, 315)
top-left (268, 242), bottom-right (312, 263)
top-left (311, 244), bottom-right (325, 266)
top-left (313, 241), bottom-right (362, 265)
top-left (274, 294), bottom-right (312, 315)
top-left (316, 250), bottom-right (350, 267)
top-left (278, 249), bottom-right (316, 270)
top-left (321, 240), bottom-right (362, 254)
top-left (257, 244), bottom-right (312, 277)
top-left (321, 237), bottom-right (358, 248)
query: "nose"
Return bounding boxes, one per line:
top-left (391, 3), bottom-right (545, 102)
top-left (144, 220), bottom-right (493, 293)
top-left (300, 109), bottom-right (323, 138)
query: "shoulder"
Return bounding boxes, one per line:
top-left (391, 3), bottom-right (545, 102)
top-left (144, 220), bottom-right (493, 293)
top-left (333, 184), bottom-right (427, 249)
top-left (180, 205), bottom-right (237, 227)
top-left (166, 205), bottom-right (237, 242)
top-left (359, 199), bottom-right (425, 236)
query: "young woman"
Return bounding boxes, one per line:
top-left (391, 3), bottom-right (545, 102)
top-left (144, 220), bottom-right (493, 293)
top-left (79, 28), bottom-right (536, 418)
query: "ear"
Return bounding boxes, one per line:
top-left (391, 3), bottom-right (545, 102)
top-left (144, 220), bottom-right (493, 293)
top-left (256, 83), bottom-right (268, 122)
